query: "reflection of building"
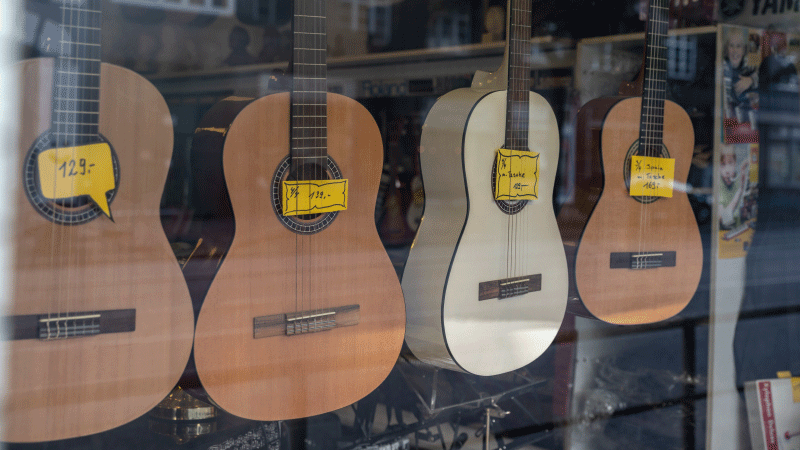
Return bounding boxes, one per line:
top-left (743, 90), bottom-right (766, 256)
top-left (667, 35), bottom-right (698, 81)
top-left (329, 0), bottom-right (395, 55)
top-left (426, 12), bottom-right (470, 48)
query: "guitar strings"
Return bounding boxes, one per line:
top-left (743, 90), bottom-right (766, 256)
top-left (643, 0), bottom-right (668, 270)
top-left (50, 0), bottom-right (68, 339)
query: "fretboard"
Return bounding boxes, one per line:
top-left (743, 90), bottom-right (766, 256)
top-left (504, 0), bottom-right (532, 151)
top-left (290, 0), bottom-right (327, 173)
top-left (51, 0), bottom-right (102, 148)
top-left (639, 0), bottom-right (669, 156)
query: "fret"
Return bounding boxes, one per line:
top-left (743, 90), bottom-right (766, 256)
top-left (53, 121), bottom-right (100, 125)
top-left (55, 85), bottom-right (99, 89)
top-left (60, 41), bottom-right (100, 47)
top-left (53, 98), bottom-right (99, 105)
top-left (54, 110), bottom-right (98, 114)
top-left (60, 56), bottom-right (101, 62)
top-left (63, 24), bottom-right (100, 30)
top-left (56, 71), bottom-right (99, 77)
top-left (60, 6), bottom-right (100, 13)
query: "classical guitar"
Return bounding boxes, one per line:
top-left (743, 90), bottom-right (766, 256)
top-left (377, 118), bottom-right (416, 247)
top-left (557, 0), bottom-right (702, 324)
top-left (402, 0), bottom-right (567, 376)
top-left (5, 0), bottom-right (194, 442)
top-left (192, 0), bottom-right (405, 420)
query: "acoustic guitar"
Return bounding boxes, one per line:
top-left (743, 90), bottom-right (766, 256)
top-left (5, 0), bottom-right (194, 442)
top-left (402, 0), bottom-right (567, 376)
top-left (557, 0), bottom-right (702, 324)
top-left (192, 0), bottom-right (405, 420)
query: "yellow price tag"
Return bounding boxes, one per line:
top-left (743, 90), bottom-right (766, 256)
top-left (629, 155), bottom-right (675, 198)
top-left (494, 149), bottom-right (539, 201)
top-left (282, 179), bottom-right (348, 217)
top-left (37, 143), bottom-right (116, 219)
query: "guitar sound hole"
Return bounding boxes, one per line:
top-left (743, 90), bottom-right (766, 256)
top-left (271, 156), bottom-right (342, 235)
top-left (286, 163), bottom-right (328, 220)
top-left (23, 131), bottom-right (120, 225)
top-left (622, 139), bottom-right (670, 205)
top-left (490, 157), bottom-right (527, 215)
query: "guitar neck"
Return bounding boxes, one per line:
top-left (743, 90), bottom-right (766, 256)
top-left (639, 0), bottom-right (669, 154)
top-left (504, 0), bottom-right (532, 151)
top-left (290, 0), bottom-right (328, 173)
top-left (52, 0), bottom-right (102, 148)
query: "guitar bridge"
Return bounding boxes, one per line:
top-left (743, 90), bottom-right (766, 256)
top-left (610, 251), bottom-right (676, 270)
top-left (39, 313), bottom-right (100, 340)
top-left (253, 305), bottom-right (360, 339)
top-left (479, 274), bottom-right (542, 301)
top-left (5, 309), bottom-right (136, 341)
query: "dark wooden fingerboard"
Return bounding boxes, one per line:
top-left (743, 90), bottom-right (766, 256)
top-left (51, 0), bottom-right (102, 148)
top-left (290, 0), bottom-right (328, 174)
top-left (639, 0), bottom-right (669, 158)
top-left (504, 0), bottom-right (532, 152)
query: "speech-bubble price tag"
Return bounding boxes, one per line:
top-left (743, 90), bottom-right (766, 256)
top-left (282, 179), bottom-right (348, 217)
top-left (37, 143), bottom-right (116, 219)
top-left (629, 155), bottom-right (675, 198)
top-left (494, 148), bottom-right (539, 201)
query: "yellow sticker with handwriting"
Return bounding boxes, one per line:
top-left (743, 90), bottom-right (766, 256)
top-left (37, 143), bottom-right (116, 219)
top-left (282, 179), bottom-right (348, 216)
top-left (494, 149), bottom-right (539, 201)
top-left (792, 377), bottom-right (800, 403)
top-left (629, 156), bottom-right (675, 198)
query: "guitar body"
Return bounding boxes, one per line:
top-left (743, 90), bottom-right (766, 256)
top-left (403, 89), bottom-right (567, 375)
top-left (7, 58), bottom-right (194, 442)
top-left (570, 97), bottom-right (702, 324)
top-left (193, 92), bottom-right (405, 421)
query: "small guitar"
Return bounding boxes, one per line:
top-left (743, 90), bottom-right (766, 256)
top-left (5, 0), bottom-right (194, 442)
top-left (557, 0), bottom-right (702, 324)
top-left (402, 0), bottom-right (567, 376)
top-left (377, 118), bottom-right (416, 247)
top-left (192, 0), bottom-right (405, 420)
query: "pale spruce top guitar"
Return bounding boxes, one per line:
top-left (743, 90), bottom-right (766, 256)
top-left (402, 0), bottom-right (568, 376)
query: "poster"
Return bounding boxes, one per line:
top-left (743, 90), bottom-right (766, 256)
top-left (718, 143), bottom-right (759, 259)
top-left (722, 27), bottom-right (764, 144)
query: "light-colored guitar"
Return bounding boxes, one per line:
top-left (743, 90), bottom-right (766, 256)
top-left (5, 0), bottom-right (194, 442)
top-left (402, 0), bottom-right (568, 376)
top-left (557, 0), bottom-right (703, 324)
top-left (192, 0), bottom-right (405, 421)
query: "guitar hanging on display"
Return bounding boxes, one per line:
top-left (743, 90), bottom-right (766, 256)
top-left (5, 0), bottom-right (194, 442)
top-left (192, 0), bottom-right (405, 421)
top-left (401, 0), bottom-right (568, 376)
top-left (556, 0), bottom-right (702, 324)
